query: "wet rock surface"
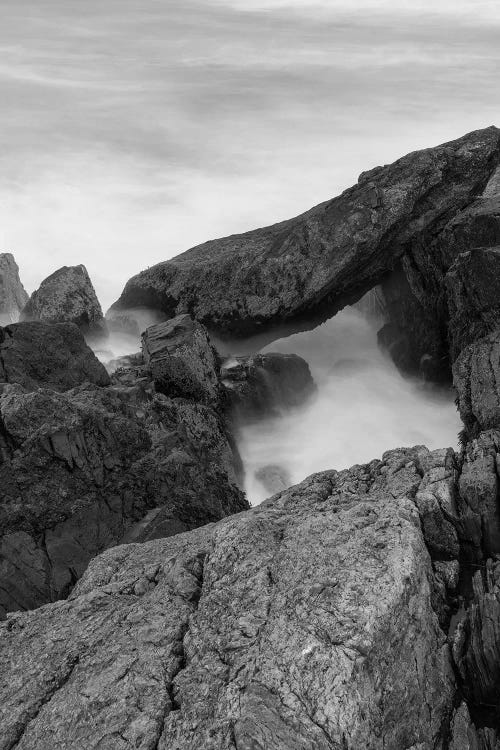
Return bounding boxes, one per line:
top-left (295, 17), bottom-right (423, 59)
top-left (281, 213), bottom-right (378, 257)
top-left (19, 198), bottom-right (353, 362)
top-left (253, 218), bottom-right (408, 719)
top-left (221, 352), bottom-right (315, 420)
top-left (0, 253), bottom-right (29, 325)
top-left (22, 265), bottom-right (107, 336)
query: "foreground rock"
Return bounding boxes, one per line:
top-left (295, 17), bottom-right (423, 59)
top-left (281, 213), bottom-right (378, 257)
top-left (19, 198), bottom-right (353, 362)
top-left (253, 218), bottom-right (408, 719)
top-left (0, 446), bottom-right (460, 749)
top-left (22, 265), bottom-right (107, 336)
top-left (0, 321), bottom-right (110, 391)
top-left (0, 317), bottom-right (246, 617)
top-left (221, 352), bottom-right (315, 420)
top-left (142, 314), bottom-right (220, 405)
top-left (111, 127), bottom-right (500, 378)
top-left (0, 253), bottom-right (29, 325)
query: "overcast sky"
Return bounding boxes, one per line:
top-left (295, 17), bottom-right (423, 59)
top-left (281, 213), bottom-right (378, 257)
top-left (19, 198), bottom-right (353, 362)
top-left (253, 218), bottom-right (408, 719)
top-left (1, 0), bottom-right (499, 308)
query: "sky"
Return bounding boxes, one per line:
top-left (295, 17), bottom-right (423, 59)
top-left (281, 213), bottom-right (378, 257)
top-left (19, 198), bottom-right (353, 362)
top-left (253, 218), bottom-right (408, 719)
top-left (0, 0), bottom-right (499, 309)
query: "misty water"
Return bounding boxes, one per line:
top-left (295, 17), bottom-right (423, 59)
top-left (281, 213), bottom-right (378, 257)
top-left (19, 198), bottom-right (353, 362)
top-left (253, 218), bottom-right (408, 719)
top-left (235, 307), bottom-right (461, 505)
top-left (94, 305), bottom-right (461, 508)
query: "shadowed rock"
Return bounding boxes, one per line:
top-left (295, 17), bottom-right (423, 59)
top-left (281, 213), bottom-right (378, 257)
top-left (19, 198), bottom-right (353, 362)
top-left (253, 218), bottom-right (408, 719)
top-left (0, 253), bottom-right (28, 325)
top-left (22, 265), bottom-right (106, 336)
top-left (142, 314), bottom-right (220, 405)
top-left (0, 321), bottom-right (110, 392)
top-left (0, 370), bottom-right (246, 618)
top-left (446, 246), bottom-right (500, 362)
top-left (221, 352), bottom-right (315, 420)
top-left (453, 330), bottom-right (500, 436)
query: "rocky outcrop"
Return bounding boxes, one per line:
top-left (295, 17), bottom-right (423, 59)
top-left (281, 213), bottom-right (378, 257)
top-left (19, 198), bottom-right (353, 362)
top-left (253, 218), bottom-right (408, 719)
top-left (0, 445), bottom-right (461, 749)
top-left (0, 377), bottom-right (246, 618)
top-left (221, 352), bottom-right (315, 420)
top-left (3, 131), bottom-right (500, 746)
top-left (111, 128), bottom-right (500, 377)
top-left (0, 253), bottom-right (28, 325)
top-left (142, 314), bottom-right (220, 405)
top-left (0, 321), bottom-right (110, 391)
top-left (453, 330), bottom-right (500, 436)
top-left (22, 265), bottom-right (106, 336)
top-left (446, 246), bottom-right (500, 361)
top-left (379, 159), bottom-right (500, 378)
top-left (0, 317), bottom-right (247, 618)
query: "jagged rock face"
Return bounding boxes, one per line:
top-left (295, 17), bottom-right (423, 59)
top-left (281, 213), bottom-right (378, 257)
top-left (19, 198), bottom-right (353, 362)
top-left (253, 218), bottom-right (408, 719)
top-left (22, 265), bottom-right (106, 336)
top-left (0, 321), bottom-right (110, 392)
top-left (142, 314), bottom-right (220, 405)
top-left (453, 330), bottom-right (500, 436)
top-left (221, 352), bottom-right (315, 420)
top-left (0, 446), bottom-right (460, 750)
top-left (0, 367), bottom-right (246, 618)
top-left (111, 128), bottom-right (500, 360)
top-left (446, 246), bottom-right (500, 361)
top-left (380, 159), bottom-right (500, 378)
top-left (0, 316), bottom-right (247, 618)
top-left (0, 253), bottom-right (28, 325)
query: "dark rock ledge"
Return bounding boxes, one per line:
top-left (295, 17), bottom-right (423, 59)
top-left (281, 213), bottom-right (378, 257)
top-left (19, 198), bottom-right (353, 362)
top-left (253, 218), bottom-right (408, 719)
top-left (0, 317), bottom-right (247, 619)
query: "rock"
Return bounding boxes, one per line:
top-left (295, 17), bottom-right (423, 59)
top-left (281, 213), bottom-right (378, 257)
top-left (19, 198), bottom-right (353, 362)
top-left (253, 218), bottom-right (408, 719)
top-left (413, 447), bottom-right (460, 559)
top-left (0, 370), bottom-right (246, 617)
top-left (254, 464), bottom-right (291, 495)
top-left (452, 560), bottom-right (500, 730)
top-left (456, 430), bottom-right (500, 559)
top-left (453, 331), bottom-right (500, 435)
top-left (111, 128), bottom-right (500, 375)
top-left (378, 157), bottom-right (500, 378)
top-left (22, 265), bottom-right (107, 336)
top-left (0, 321), bottom-right (110, 392)
top-left (446, 247), bottom-right (500, 362)
top-left (0, 446), bottom-right (457, 749)
top-left (0, 253), bottom-right (28, 325)
top-left (142, 314), bottom-right (220, 405)
top-left (221, 352), bottom-right (315, 420)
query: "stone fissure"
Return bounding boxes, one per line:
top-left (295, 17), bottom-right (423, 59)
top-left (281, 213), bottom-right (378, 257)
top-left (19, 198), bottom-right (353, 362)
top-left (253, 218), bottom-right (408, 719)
top-left (5, 653), bottom-right (80, 750)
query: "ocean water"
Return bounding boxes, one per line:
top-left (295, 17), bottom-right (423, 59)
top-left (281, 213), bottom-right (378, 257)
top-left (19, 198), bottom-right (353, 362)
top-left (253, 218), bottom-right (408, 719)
top-left (236, 308), bottom-right (461, 505)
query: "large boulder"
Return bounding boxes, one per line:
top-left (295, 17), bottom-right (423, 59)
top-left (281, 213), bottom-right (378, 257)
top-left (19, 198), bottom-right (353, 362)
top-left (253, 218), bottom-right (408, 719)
top-left (0, 370), bottom-right (246, 618)
top-left (221, 352), bottom-right (315, 420)
top-left (0, 446), bottom-right (459, 749)
top-left (0, 321), bottom-right (110, 392)
top-left (0, 253), bottom-right (28, 325)
top-left (22, 265), bottom-right (106, 336)
top-left (111, 128), bottom-right (500, 376)
top-left (142, 314), bottom-right (220, 405)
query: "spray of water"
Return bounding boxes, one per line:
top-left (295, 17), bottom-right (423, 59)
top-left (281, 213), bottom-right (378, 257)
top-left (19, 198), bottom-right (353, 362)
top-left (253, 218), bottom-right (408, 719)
top-left (90, 307), bottom-right (166, 370)
top-left (236, 307), bottom-right (461, 505)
